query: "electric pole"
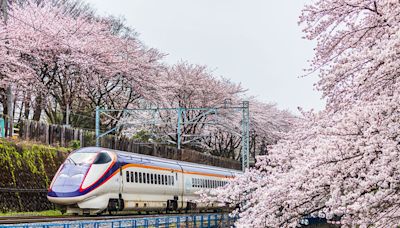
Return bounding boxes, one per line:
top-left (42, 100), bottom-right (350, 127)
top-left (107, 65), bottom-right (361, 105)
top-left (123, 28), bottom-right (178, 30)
top-left (66, 104), bottom-right (70, 126)
top-left (1, 0), bottom-right (13, 137)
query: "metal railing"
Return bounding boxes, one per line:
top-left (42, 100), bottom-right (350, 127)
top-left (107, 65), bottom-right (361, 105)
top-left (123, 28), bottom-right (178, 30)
top-left (1, 213), bottom-right (238, 228)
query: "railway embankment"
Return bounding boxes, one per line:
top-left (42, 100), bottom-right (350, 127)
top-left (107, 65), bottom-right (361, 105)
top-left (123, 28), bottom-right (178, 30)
top-left (0, 139), bottom-right (69, 212)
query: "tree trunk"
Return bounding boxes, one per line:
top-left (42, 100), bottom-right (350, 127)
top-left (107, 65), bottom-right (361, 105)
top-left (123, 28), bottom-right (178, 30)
top-left (33, 96), bottom-right (42, 121)
top-left (23, 92), bottom-right (31, 119)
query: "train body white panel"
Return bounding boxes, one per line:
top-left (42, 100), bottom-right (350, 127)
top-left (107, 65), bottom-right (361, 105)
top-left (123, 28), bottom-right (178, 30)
top-left (81, 163), bottom-right (111, 189)
top-left (77, 193), bottom-right (111, 210)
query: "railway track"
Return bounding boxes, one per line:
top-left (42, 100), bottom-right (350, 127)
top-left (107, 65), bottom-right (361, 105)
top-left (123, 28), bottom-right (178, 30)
top-left (0, 212), bottom-right (224, 225)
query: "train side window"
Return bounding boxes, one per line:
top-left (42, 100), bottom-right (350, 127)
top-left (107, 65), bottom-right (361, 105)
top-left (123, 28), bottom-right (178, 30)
top-left (151, 174), bottom-right (154, 184)
top-left (126, 171), bottom-right (130, 182)
top-left (168, 176), bottom-right (171, 185)
top-left (135, 172), bottom-right (138, 183)
top-left (171, 176), bottom-right (174, 185)
top-left (162, 175), bottom-right (165, 185)
top-left (139, 173), bottom-right (142, 183)
top-left (131, 172), bottom-right (134, 182)
top-left (154, 174), bottom-right (158, 185)
top-left (144, 173), bottom-right (148, 184)
top-left (147, 173), bottom-right (150, 184)
top-left (158, 174), bottom-right (161, 185)
top-left (164, 175), bottom-right (167, 185)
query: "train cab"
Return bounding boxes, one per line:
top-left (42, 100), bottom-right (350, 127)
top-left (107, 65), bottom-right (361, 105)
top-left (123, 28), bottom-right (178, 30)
top-left (47, 148), bottom-right (118, 208)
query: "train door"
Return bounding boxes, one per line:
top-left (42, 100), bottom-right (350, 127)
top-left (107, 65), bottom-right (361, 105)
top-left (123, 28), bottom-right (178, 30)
top-left (119, 165), bottom-right (123, 196)
top-left (106, 163), bottom-right (124, 213)
top-left (116, 164), bottom-right (125, 211)
top-left (178, 166), bottom-right (185, 209)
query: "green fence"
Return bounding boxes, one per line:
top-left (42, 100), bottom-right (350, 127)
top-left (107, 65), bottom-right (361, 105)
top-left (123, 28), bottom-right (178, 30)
top-left (0, 118), bottom-right (4, 138)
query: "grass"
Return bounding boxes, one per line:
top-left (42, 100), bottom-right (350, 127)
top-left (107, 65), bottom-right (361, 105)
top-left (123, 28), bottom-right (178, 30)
top-left (0, 210), bottom-right (63, 217)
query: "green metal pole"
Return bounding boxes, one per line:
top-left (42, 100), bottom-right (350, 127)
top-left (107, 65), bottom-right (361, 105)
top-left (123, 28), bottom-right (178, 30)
top-left (95, 106), bottom-right (100, 147)
top-left (177, 107), bottom-right (182, 149)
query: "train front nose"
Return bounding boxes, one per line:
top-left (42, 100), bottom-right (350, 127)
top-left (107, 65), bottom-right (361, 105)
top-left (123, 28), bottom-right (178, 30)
top-left (47, 150), bottom-right (101, 205)
top-left (47, 163), bottom-right (91, 205)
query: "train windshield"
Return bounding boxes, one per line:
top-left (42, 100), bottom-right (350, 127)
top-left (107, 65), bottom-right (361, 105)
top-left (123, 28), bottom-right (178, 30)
top-left (67, 152), bottom-right (97, 165)
top-left (51, 163), bottom-right (90, 193)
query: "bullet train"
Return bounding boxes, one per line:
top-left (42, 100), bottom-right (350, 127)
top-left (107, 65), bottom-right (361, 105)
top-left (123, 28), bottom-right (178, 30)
top-left (47, 147), bottom-right (240, 215)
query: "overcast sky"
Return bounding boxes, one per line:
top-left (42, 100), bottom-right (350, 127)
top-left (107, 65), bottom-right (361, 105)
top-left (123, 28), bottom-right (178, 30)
top-left (85, 0), bottom-right (325, 113)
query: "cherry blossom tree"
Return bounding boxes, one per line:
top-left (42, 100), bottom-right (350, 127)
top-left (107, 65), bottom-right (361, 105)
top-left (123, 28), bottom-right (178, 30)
top-left (0, 0), bottom-right (164, 128)
top-left (121, 62), bottom-right (245, 147)
top-left (204, 99), bottom-right (296, 159)
top-left (204, 0), bottom-right (400, 227)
